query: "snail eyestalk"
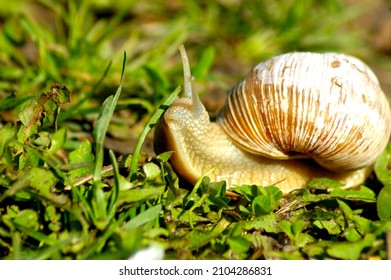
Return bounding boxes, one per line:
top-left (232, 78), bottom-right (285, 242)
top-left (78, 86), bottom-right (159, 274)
top-left (178, 44), bottom-right (204, 118)
top-left (178, 45), bottom-right (192, 98)
top-left (189, 76), bottom-right (204, 117)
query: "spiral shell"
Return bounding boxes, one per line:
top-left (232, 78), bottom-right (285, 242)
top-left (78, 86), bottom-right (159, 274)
top-left (219, 52), bottom-right (391, 171)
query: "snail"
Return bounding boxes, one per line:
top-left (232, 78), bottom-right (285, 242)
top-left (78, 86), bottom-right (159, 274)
top-left (154, 45), bottom-right (391, 194)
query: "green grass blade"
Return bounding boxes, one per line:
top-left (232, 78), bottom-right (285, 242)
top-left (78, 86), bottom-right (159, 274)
top-left (107, 149), bottom-right (119, 220)
top-left (93, 51), bottom-right (126, 185)
top-left (121, 204), bottom-right (162, 230)
top-left (91, 51), bottom-right (126, 224)
top-left (129, 86), bottom-right (181, 177)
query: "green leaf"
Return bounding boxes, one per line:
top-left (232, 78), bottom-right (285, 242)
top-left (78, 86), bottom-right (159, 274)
top-left (107, 149), bottom-right (120, 220)
top-left (265, 185), bottom-right (283, 201)
top-left (205, 182), bottom-right (229, 209)
top-left (299, 191), bottom-right (330, 203)
top-left (13, 223), bottom-right (58, 248)
top-left (295, 232), bottom-right (316, 247)
top-left (307, 177), bottom-right (344, 190)
top-left (207, 196), bottom-right (230, 209)
top-left (352, 215), bottom-right (371, 235)
top-left (302, 241), bottom-right (330, 258)
top-left (200, 176), bottom-right (210, 194)
top-left (28, 166), bottom-right (55, 186)
top-left (239, 205), bottom-right (252, 215)
top-left (143, 162), bottom-right (161, 181)
top-left (68, 140), bottom-right (94, 180)
top-left (208, 181), bottom-right (227, 197)
top-left (93, 94), bottom-right (115, 183)
top-left (7, 167), bottom-right (59, 199)
top-left (46, 127), bottom-right (67, 156)
top-left (252, 195), bottom-right (274, 216)
top-left (227, 237), bottom-right (250, 253)
top-left (326, 234), bottom-right (375, 259)
top-left (279, 220), bottom-right (315, 247)
top-left (185, 218), bottom-right (231, 250)
top-left (313, 219), bottom-right (341, 235)
top-left (122, 204), bottom-right (162, 230)
top-left (0, 123), bottom-right (16, 158)
top-left (91, 52), bottom-right (126, 224)
top-left (33, 132), bottom-right (51, 148)
top-left (117, 174), bottom-right (134, 191)
top-left (303, 207), bottom-right (338, 220)
top-left (377, 184), bottom-right (391, 221)
top-left (374, 143), bottom-right (391, 184)
top-left (292, 220), bottom-right (306, 236)
top-left (344, 227), bottom-right (361, 242)
top-left (44, 205), bottom-right (61, 232)
top-left (156, 151), bottom-right (174, 162)
top-left (13, 209), bottom-right (39, 230)
top-left (17, 99), bottom-right (40, 128)
top-left (185, 230), bottom-right (215, 250)
top-left (251, 187), bottom-right (281, 216)
top-left (52, 84), bottom-right (71, 104)
top-left (115, 228), bottom-right (144, 253)
top-left (337, 199), bottom-right (354, 220)
top-left (129, 86), bottom-right (181, 177)
top-left (34, 237), bottom-right (79, 260)
top-left (279, 220), bottom-right (293, 238)
top-left (16, 85), bottom-right (70, 143)
top-left (330, 186), bottom-right (376, 202)
top-left (118, 186), bottom-right (166, 204)
top-left (233, 184), bottom-right (259, 201)
top-left (93, 52), bottom-right (126, 185)
top-left (18, 146), bottom-right (42, 170)
top-left (241, 213), bottom-right (279, 233)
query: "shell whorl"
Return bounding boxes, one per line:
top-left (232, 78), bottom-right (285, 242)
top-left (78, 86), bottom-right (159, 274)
top-left (218, 52), bottom-right (391, 171)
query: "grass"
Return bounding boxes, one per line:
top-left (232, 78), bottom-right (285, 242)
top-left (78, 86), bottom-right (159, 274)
top-left (0, 0), bottom-right (391, 260)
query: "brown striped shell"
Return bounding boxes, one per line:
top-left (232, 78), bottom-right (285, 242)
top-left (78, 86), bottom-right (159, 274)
top-left (218, 52), bottom-right (391, 172)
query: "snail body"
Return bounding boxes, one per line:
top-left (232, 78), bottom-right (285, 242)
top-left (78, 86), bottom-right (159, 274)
top-left (154, 46), bottom-right (391, 194)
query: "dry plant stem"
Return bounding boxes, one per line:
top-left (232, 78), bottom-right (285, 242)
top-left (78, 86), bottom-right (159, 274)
top-left (248, 249), bottom-right (264, 260)
top-left (74, 165), bottom-right (114, 187)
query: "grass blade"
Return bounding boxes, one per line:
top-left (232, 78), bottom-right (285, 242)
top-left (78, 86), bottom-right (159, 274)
top-left (129, 86), bottom-right (181, 177)
top-left (91, 51), bottom-right (126, 224)
top-left (122, 204), bottom-right (162, 230)
top-left (107, 149), bottom-right (120, 220)
top-left (93, 51), bottom-right (126, 185)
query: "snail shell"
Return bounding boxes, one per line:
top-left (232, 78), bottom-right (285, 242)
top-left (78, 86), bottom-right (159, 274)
top-left (219, 52), bottom-right (391, 172)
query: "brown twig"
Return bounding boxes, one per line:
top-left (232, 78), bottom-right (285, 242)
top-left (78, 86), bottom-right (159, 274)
top-left (73, 165), bottom-right (114, 187)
